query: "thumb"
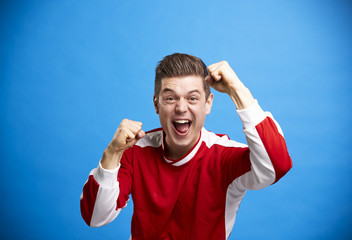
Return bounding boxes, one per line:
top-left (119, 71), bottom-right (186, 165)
top-left (126, 130), bottom-right (145, 147)
top-left (136, 130), bottom-right (145, 139)
top-left (205, 75), bottom-right (214, 87)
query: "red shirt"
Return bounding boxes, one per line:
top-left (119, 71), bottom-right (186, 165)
top-left (81, 101), bottom-right (292, 239)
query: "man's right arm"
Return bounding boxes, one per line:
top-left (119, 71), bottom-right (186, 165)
top-left (80, 119), bottom-right (144, 227)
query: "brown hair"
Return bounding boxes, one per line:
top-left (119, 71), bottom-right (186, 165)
top-left (154, 53), bottom-right (210, 99)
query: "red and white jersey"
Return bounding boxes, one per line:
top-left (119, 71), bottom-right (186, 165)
top-left (80, 101), bottom-right (292, 239)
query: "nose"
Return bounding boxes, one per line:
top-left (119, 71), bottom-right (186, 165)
top-left (176, 98), bottom-right (188, 113)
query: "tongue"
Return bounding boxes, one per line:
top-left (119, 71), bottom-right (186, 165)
top-left (174, 123), bottom-right (190, 133)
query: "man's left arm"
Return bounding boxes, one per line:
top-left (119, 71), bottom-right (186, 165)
top-left (207, 61), bottom-right (292, 189)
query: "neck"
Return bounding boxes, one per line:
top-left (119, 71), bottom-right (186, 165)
top-left (164, 144), bottom-right (190, 160)
top-left (163, 132), bottom-right (201, 160)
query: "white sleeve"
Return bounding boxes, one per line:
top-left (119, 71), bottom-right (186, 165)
top-left (235, 100), bottom-right (290, 190)
top-left (80, 162), bottom-right (125, 227)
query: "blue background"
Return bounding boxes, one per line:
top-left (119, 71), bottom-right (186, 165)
top-left (1, 0), bottom-right (351, 239)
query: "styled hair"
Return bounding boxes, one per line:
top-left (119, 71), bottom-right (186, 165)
top-left (154, 53), bottom-right (210, 99)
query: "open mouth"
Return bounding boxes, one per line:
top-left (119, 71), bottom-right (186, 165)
top-left (173, 120), bottom-right (192, 135)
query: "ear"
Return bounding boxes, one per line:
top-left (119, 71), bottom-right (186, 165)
top-left (205, 93), bottom-right (214, 115)
top-left (153, 95), bottom-right (159, 114)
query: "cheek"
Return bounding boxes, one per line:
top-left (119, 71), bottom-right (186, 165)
top-left (190, 104), bottom-right (207, 115)
top-left (158, 106), bottom-right (174, 121)
top-left (205, 105), bottom-right (211, 115)
top-left (160, 103), bottom-right (175, 113)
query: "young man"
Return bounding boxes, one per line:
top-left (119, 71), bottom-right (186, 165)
top-left (80, 53), bottom-right (292, 239)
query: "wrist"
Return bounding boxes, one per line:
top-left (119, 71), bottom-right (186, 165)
top-left (101, 145), bottom-right (124, 169)
top-left (106, 143), bottom-right (125, 155)
top-left (228, 85), bottom-right (255, 110)
top-left (227, 78), bottom-right (246, 93)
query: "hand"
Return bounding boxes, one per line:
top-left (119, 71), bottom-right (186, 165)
top-left (205, 61), bottom-right (244, 95)
top-left (102, 119), bottom-right (145, 169)
top-left (206, 61), bottom-right (255, 110)
top-left (108, 119), bottom-right (145, 153)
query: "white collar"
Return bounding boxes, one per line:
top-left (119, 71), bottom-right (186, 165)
top-left (162, 128), bottom-right (206, 167)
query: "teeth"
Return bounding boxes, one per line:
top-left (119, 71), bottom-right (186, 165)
top-left (174, 120), bottom-right (189, 124)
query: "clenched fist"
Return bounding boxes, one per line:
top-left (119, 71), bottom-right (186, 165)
top-left (109, 119), bottom-right (145, 152)
top-left (206, 61), bottom-right (255, 110)
top-left (101, 119), bottom-right (145, 169)
top-left (206, 61), bottom-right (241, 95)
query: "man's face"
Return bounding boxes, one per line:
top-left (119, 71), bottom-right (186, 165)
top-left (154, 75), bottom-right (213, 159)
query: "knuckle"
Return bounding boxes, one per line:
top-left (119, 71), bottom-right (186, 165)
top-left (221, 60), bottom-right (228, 65)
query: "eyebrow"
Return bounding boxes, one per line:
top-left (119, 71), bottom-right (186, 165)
top-left (188, 89), bottom-right (201, 95)
top-left (161, 88), bottom-right (201, 95)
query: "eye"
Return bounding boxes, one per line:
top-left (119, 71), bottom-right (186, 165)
top-left (189, 96), bottom-right (198, 102)
top-left (164, 96), bottom-right (176, 103)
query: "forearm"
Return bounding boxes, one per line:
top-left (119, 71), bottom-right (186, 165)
top-left (236, 102), bottom-right (292, 189)
top-left (81, 118), bottom-right (142, 226)
top-left (101, 145), bottom-right (124, 170)
top-left (80, 163), bottom-right (121, 227)
top-left (228, 83), bottom-right (255, 110)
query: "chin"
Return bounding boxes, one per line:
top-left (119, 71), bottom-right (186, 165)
top-left (173, 132), bottom-right (198, 147)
